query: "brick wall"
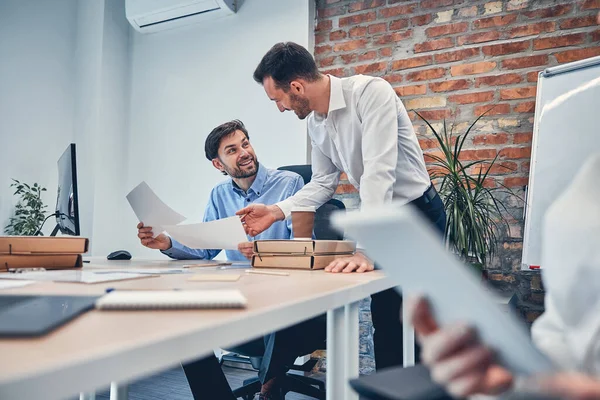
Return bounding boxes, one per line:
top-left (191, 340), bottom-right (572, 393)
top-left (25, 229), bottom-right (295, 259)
top-left (316, 0), bottom-right (599, 373)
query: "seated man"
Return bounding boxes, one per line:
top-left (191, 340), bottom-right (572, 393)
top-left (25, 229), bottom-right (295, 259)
top-left (137, 119), bottom-right (326, 400)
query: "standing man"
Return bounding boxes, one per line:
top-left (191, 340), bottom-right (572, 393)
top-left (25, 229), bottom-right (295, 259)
top-left (237, 42), bottom-right (446, 370)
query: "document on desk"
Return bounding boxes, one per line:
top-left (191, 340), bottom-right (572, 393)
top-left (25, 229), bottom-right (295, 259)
top-left (0, 279), bottom-right (35, 289)
top-left (126, 181), bottom-right (186, 237)
top-left (0, 270), bottom-right (153, 284)
top-left (163, 216), bottom-right (248, 250)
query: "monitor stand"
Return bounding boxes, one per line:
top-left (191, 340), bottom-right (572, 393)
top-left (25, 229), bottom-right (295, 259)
top-left (50, 225), bottom-right (60, 237)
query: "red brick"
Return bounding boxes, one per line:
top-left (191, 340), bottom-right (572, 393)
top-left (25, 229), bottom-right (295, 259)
top-left (500, 86), bottom-right (537, 100)
top-left (315, 33), bottom-right (327, 45)
top-left (329, 30), bottom-right (348, 41)
top-left (450, 61), bottom-right (496, 76)
top-left (421, 0), bottom-right (454, 9)
top-left (339, 11), bottom-right (377, 27)
top-left (319, 6), bottom-right (345, 18)
top-left (419, 138), bottom-right (439, 150)
top-left (315, 45), bottom-right (332, 55)
top-left (527, 71), bottom-right (541, 82)
top-left (348, 0), bottom-right (386, 13)
top-left (508, 22), bottom-right (556, 38)
top-left (321, 68), bottom-right (346, 76)
top-left (448, 91), bottom-right (495, 104)
top-left (581, 0), bottom-right (600, 10)
top-left (458, 149), bottom-right (497, 161)
top-left (389, 19), bottom-right (409, 31)
top-left (358, 51), bottom-right (377, 62)
top-left (341, 53), bottom-right (357, 64)
top-left (374, 30), bottom-right (413, 45)
top-left (406, 67), bottom-right (447, 82)
top-left (502, 55), bottom-right (549, 70)
top-left (353, 62), bottom-right (388, 74)
top-left (434, 48), bottom-right (479, 63)
top-left (555, 47), bottom-right (600, 63)
top-left (368, 22), bottom-right (387, 34)
top-left (349, 26), bottom-right (368, 38)
top-left (391, 55), bottom-right (432, 70)
top-left (533, 33), bottom-right (586, 50)
top-left (524, 4), bottom-right (572, 19)
top-left (429, 79), bottom-right (470, 92)
top-left (592, 30), bottom-right (600, 42)
top-left (475, 73), bottom-right (522, 87)
top-left (458, 31), bottom-right (501, 45)
top-left (472, 161), bottom-right (517, 175)
top-left (336, 184), bottom-right (359, 194)
top-left (514, 101), bottom-right (536, 113)
top-left (394, 85), bottom-right (427, 96)
top-left (411, 14), bottom-right (433, 26)
top-left (426, 22), bottom-right (468, 38)
top-left (326, 0), bottom-right (342, 3)
top-left (315, 20), bottom-right (333, 32)
top-left (500, 147), bottom-right (532, 159)
top-left (383, 74), bottom-right (403, 84)
top-left (423, 150), bottom-right (445, 162)
top-left (521, 161), bottom-right (531, 172)
top-left (472, 133), bottom-right (509, 146)
top-left (560, 15), bottom-right (598, 29)
top-left (474, 103), bottom-right (511, 116)
top-left (414, 109), bottom-right (452, 121)
top-left (379, 47), bottom-right (393, 57)
top-left (504, 177), bottom-right (529, 188)
top-left (378, 4), bottom-right (417, 18)
top-left (473, 15), bottom-right (518, 29)
top-left (339, 172), bottom-right (348, 181)
top-left (318, 56), bottom-right (336, 67)
top-left (415, 37), bottom-right (454, 53)
top-left (514, 132), bottom-right (533, 144)
top-left (482, 41), bottom-right (530, 56)
top-left (333, 39), bottom-right (369, 52)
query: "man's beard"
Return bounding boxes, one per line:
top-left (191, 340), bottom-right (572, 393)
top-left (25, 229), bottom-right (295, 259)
top-left (224, 157), bottom-right (259, 179)
top-left (289, 93), bottom-right (311, 120)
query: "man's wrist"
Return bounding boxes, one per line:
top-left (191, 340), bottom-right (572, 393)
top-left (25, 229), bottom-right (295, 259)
top-left (270, 205), bottom-right (285, 222)
top-left (161, 237), bottom-right (173, 251)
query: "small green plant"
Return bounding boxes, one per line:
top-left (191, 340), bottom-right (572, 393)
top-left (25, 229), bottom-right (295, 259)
top-left (415, 110), bottom-right (519, 269)
top-left (4, 179), bottom-right (48, 236)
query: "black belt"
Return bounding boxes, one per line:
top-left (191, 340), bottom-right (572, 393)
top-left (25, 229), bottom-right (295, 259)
top-left (410, 183), bottom-right (438, 206)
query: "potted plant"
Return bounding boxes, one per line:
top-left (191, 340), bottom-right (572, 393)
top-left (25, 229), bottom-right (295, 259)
top-left (4, 179), bottom-right (48, 236)
top-left (414, 110), bottom-right (518, 274)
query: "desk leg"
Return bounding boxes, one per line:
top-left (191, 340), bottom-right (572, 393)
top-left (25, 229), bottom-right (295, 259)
top-left (402, 299), bottom-right (416, 367)
top-left (345, 302), bottom-right (359, 400)
top-left (327, 306), bottom-right (345, 400)
top-left (109, 382), bottom-right (129, 400)
top-left (79, 392), bottom-right (96, 400)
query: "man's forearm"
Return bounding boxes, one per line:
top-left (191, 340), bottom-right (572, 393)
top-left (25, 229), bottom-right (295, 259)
top-left (269, 205), bottom-right (285, 222)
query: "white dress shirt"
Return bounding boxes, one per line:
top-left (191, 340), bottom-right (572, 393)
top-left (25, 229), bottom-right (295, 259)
top-left (277, 74), bottom-right (431, 217)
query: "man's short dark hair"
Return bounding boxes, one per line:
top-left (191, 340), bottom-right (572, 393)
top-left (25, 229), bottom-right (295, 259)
top-left (204, 120), bottom-right (249, 161)
top-left (253, 42), bottom-right (320, 90)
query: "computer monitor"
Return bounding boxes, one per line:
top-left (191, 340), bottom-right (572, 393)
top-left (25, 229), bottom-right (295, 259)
top-left (51, 143), bottom-right (80, 236)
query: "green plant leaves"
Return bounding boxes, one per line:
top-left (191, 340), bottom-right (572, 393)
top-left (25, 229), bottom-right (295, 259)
top-left (4, 179), bottom-right (48, 236)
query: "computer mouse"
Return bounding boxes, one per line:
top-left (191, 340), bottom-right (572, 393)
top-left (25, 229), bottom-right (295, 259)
top-left (107, 250), bottom-right (132, 260)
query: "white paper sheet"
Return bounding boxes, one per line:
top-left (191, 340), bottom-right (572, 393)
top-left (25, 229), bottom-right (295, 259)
top-left (0, 271), bottom-right (153, 284)
top-left (126, 181), bottom-right (187, 237)
top-left (163, 216), bottom-right (248, 250)
top-left (0, 280), bottom-right (34, 289)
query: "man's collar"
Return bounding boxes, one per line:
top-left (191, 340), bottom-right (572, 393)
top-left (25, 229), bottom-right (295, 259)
top-left (327, 75), bottom-right (347, 115)
top-left (231, 163), bottom-right (267, 195)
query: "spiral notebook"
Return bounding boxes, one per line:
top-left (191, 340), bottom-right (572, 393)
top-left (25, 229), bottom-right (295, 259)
top-left (95, 290), bottom-right (247, 310)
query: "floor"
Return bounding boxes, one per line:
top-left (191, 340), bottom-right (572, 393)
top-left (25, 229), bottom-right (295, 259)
top-left (74, 365), bottom-right (322, 400)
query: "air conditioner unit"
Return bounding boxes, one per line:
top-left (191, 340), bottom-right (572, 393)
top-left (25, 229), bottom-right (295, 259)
top-left (126, 0), bottom-right (239, 34)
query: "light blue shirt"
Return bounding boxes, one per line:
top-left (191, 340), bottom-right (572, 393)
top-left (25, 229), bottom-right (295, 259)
top-left (162, 164), bottom-right (304, 261)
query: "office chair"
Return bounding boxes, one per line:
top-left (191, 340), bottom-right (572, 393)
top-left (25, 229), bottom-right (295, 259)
top-left (226, 164), bottom-right (345, 399)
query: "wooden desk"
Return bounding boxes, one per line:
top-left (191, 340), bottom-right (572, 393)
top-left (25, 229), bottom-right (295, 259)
top-left (0, 258), bottom-right (394, 400)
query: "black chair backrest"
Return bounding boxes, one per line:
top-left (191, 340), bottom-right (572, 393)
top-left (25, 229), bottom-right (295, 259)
top-left (278, 165), bottom-right (346, 240)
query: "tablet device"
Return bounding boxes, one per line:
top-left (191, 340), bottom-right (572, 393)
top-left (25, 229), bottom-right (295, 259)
top-left (332, 204), bottom-right (555, 376)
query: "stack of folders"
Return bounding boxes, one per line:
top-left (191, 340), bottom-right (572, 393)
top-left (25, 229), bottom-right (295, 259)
top-left (0, 236), bottom-right (89, 272)
top-left (251, 240), bottom-right (356, 270)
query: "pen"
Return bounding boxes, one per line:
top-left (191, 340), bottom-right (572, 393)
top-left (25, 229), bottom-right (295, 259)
top-left (245, 269), bottom-right (289, 276)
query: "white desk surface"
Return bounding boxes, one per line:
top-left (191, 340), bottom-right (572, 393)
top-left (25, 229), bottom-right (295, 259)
top-left (0, 258), bottom-right (393, 400)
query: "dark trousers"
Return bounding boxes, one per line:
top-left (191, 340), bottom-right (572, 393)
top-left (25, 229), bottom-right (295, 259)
top-left (182, 315), bottom-right (327, 400)
top-left (371, 186), bottom-right (446, 370)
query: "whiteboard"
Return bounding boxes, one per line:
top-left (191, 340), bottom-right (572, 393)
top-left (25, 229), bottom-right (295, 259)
top-left (522, 56), bottom-right (600, 269)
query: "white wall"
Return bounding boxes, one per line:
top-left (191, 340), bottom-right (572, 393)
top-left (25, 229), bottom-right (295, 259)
top-left (0, 0), bottom-right (315, 259)
top-left (0, 0), bottom-right (77, 235)
top-left (123, 0), bottom-right (315, 257)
